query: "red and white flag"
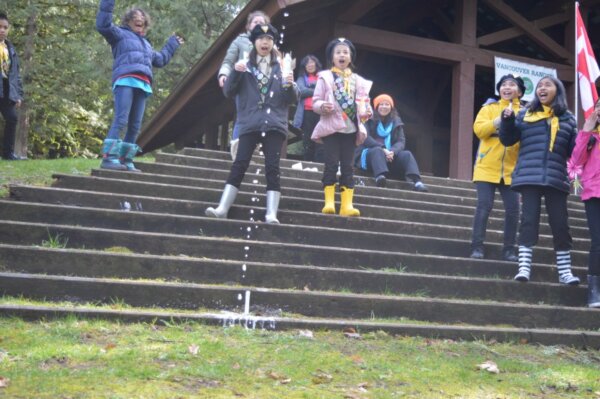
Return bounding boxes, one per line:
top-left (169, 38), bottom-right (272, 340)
top-left (576, 3), bottom-right (600, 118)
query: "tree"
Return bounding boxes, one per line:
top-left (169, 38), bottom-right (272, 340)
top-left (0, 0), bottom-right (247, 158)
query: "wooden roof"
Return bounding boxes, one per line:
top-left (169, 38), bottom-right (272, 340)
top-left (138, 0), bottom-right (600, 178)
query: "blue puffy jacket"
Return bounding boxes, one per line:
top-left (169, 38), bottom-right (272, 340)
top-left (499, 108), bottom-right (577, 193)
top-left (96, 0), bottom-right (180, 84)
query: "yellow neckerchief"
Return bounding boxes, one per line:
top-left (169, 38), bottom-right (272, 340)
top-left (498, 98), bottom-right (521, 118)
top-left (331, 67), bottom-right (353, 92)
top-left (0, 41), bottom-right (9, 78)
top-left (524, 105), bottom-right (558, 152)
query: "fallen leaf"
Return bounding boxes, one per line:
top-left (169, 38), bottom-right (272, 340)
top-left (188, 344), bottom-right (199, 356)
top-left (477, 360), bottom-right (500, 374)
top-left (519, 338), bottom-right (528, 345)
top-left (298, 330), bottom-right (314, 339)
top-left (280, 378), bottom-right (292, 384)
top-left (105, 343), bottom-right (116, 351)
top-left (0, 377), bottom-right (9, 388)
top-left (343, 327), bottom-right (356, 334)
top-left (268, 371), bottom-right (281, 380)
top-left (312, 371), bottom-right (333, 384)
top-left (344, 332), bottom-right (361, 339)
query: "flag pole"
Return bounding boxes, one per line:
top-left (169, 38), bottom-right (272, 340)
top-left (575, 1), bottom-right (579, 125)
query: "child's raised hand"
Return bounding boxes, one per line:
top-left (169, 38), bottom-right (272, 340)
top-left (583, 107), bottom-right (600, 132)
top-left (234, 60), bottom-right (247, 72)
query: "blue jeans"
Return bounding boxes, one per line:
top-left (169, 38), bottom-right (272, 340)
top-left (107, 86), bottom-right (147, 143)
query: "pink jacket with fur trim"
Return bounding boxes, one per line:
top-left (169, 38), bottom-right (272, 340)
top-left (311, 70), bottom-right (372, 145)
top-left (568, 130), bottom-right (600, 201)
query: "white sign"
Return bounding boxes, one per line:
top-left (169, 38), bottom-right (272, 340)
top-left (494, 57), bottom-right (558, 102)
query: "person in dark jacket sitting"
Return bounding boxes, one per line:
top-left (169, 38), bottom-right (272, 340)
top-left (499, 75), bottom-right (579, 285)
top-left (96, 0), bottom-right (183, 171)
top-left (355, 94), bottom-right (427, 191)
top-left (205, 23), bottom-right (298, 224)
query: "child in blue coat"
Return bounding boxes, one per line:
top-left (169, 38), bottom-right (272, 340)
top-left (96, 0), bottom-right (183, 171)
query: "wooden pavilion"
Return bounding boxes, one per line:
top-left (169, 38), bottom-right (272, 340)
top-left (137, 0), bottom-right (600, 180)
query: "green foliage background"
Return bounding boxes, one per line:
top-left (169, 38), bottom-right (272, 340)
top-left (0, 0), bottom-right (247, 158)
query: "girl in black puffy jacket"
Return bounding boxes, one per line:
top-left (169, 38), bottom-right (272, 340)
top-left (499, 75), bottom-right (579, 285)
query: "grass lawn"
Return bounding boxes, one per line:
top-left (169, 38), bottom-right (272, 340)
top-left (1, 157), bottom-right (599, 398)
top-left (0, 316), bottom-right (599, 399)
top-left (0, 156), bottom-right (154, 197)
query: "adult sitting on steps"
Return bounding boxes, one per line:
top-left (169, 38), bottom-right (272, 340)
top-left (355, 94), bottom-right (428, 192)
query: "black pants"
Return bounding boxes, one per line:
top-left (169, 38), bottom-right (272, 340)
top-left (471, 181), bottom-right (520, 251)
top-left (226, 131), bottom-right (285, 191)
top-left (301, 110), bottom-right (323, 162)
top-left (0, 80), bottom-right (18, 157)
top-left (518, 185), bottom-right (572, 251)
top-left (365, 147), bottom-right (421, 182)
top-left (584, 198), bottom-right (600, 275)
top-left (322, 132), bottom-right (356, 188)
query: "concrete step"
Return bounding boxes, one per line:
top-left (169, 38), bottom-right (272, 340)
top-left (91, 166), bottom-right (591, 230)
top-left (0, 244), bottom-right (588, 306)
top-left (0, 219), bottom-right (589, 272)
top-left (1, 272), bottom-right (597, 330)
top-left (47, 173), bottom-right (590, 229)
top-left (10, 185), bottom-right (588, 244)
top-left (173, 149), bottom-right (587, 209)
top-left (2, 304), bottom-right (598, 348)
top-left (0, 199), bottom-right (591, 259)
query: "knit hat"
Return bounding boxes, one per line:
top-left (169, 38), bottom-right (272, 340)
top-left (325, 38), bottom-right (356, 65)
top-left (496, 74), bottom-right (526, 98)
top-left (373, 94), bottom-right (394, 110)
top-left (250, 23), bottom-right (278, 43)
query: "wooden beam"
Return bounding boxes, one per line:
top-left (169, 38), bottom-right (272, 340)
top-left (338, 0), bottom-right (385, 23)
top-left (482, 0), bottom-right (571, 61)
top-left (449, 0), bottom-right (476, 180)
top-left (334, 22), bottom-right (574, 81)
top-left (477, 13), bottom-right (570, 46)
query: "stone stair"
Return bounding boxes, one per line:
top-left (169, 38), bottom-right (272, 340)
top-left (1, 148), bottom-right (599, 348)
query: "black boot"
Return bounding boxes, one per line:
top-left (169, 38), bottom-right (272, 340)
top-left (588, 275), bottom-right (600, 308)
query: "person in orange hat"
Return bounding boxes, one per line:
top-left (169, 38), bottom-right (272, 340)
top-left (355, 94), bottom-right (428, 191)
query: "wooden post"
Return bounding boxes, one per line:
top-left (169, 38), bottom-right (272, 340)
top-left (449, 0), bottom-right (477, 180)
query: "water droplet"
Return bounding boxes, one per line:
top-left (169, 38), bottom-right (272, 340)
top-left (279, 40), bottom-right (283, 44)
top-left (283, 12), bottom-right (289, 17)
top-left (266, 108), bottom-right (271, 114)
top-left (242, 264), bottom-right (247, 272)
top-left (244, 246), bottom-right (250, 251)
top-left (247, 227), bottom-right (252, 232)
top-left (261, 132), bottom-right (266, 137)
top-left (280, 33), bottom-right (284, 38)
top-left (250, 209), bottom-right (255, 214)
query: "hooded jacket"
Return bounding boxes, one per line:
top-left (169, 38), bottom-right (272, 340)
top-left (472, 98), bottom-right (521, 184)
top-left (569, 130), bottom-right (600, 201)
top-left (96, 0), bottom-right (180, 84)
top-left (0, 39), bottom-right (23, 102)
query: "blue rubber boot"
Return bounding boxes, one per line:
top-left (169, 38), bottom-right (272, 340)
top-left (119, 142), bottom-right (141, 172)
top-left (100, 139), bottom-right (127, 170)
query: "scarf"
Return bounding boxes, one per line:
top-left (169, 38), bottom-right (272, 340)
top-left (376, 121), bottom-right (393, 150)
top-left (0, 42), bottom-right (9, 79)
top-left (524, 105), bottom-right (558, 152)
top-left (331, 67), bottom-right (356, 122)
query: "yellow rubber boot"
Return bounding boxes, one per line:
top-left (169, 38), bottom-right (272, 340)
top-left (322, 185), bottom-right (336, 214)
top-left (339, 186), bottom-right (360, 217)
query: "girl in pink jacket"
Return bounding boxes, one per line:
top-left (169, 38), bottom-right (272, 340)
top-left (568, 99), bottom-right (600, 307)
top-left (311, 38), bottom-right (372, 216)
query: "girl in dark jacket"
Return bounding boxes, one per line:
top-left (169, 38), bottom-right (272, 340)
top-left (205, 23), bottom-right (297, 224)
top-left (292, 55), bottom-right (323, 162)
top-left (355, 94), bottom-right (427, 191)
top-left (0, 12), bottom-right (24, 160)
top-left (499, 75), bottom-right (579, 285)
top-left (96, 0), bottom-right (183, 171)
